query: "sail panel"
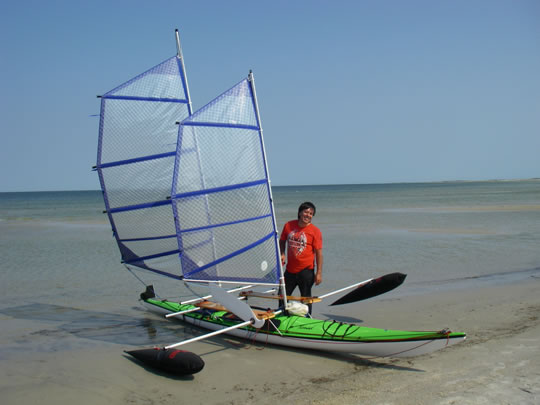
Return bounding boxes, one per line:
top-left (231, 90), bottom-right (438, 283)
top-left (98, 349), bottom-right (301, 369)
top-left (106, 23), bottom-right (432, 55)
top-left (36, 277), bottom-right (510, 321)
top-left (178, 218), bottom-right (276, 280)
top-left (172, 77), bottom-right (281, 285)
top-left (99, 155), bottom-right (175, 209)
top-left (182, 79), bottom-right (257, 127)
top-left (97, 56), bottom-right (190, 275)
top-left (174, 126), bottom-right (266, 195)
top-left (174, 183), bottom-right (271, 231)
top-left (99, 99), bottom-right (183, 164)
top-left (105, 56), bottom-right (188, 100)
top-left (111, 205), bottom-right (177, 240)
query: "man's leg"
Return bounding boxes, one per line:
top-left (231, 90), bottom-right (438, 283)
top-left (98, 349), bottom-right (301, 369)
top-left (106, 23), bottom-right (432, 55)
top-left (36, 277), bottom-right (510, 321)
top-left (297, 268), bottom-right (315, 314)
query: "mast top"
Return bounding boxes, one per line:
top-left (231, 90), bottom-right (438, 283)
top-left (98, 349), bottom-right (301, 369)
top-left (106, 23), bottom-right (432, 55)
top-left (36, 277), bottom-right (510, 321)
top-left (175, 29), bottom-right (182, 59)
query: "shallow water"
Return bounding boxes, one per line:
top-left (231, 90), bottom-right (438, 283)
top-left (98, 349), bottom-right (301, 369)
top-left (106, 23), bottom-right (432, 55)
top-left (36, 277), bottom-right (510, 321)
top-left (1, 180), bottom-right (539, 352)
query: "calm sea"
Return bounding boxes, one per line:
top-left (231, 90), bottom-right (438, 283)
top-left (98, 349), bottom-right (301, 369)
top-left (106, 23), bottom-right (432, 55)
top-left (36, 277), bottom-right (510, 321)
top-left (1, 181), bottom-right (539, 352)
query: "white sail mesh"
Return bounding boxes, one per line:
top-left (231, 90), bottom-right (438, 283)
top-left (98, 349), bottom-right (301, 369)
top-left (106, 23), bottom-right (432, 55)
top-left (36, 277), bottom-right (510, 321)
top-left (172, 78), bottom-right (280, 284)
top-left (97, 56), bottom-right (190, 275)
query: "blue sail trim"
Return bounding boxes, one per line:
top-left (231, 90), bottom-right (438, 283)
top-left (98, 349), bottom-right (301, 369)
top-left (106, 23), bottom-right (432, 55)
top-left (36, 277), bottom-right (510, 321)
top-left (119, 234), bottom-right (176, 243)
top-left (172, 179), bottom-right (267, 201)
top-left (183, 121), bottom-right (259, 130)
top-left (97, 151), bottom-right (176, 169)
top-left (182, 231), bottom-right (275, 279)
top-left (98, 146), bottom-right (197, 169)
top-left (178, 213), bottom-right (272, 235)
top-left (108, 198), bottom-right (171, 214)
top-left (101, 95), bottom-right (189, 103)
top-left (123, 248), bottom-right (180, 265)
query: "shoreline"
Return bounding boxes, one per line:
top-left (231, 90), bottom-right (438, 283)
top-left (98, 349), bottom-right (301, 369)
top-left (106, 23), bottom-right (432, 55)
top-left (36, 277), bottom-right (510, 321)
top-left (1, 276), bottom-right (539, 404)
top-left (1, 178), bottom-right (539, 194)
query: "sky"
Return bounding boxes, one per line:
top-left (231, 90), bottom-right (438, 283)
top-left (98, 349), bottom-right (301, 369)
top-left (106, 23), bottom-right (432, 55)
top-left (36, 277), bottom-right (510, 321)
top-left (0, 0), bottom-right (539, 192)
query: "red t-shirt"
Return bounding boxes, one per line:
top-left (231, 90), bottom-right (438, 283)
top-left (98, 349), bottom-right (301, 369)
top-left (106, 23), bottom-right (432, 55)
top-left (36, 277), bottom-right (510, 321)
top-left (280, 220), bottom-right (323, 274)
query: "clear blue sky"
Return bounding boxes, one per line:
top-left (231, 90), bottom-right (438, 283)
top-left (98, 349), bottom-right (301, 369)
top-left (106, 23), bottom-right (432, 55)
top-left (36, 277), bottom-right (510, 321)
top-left (1, 0), bottom-right (538, 191)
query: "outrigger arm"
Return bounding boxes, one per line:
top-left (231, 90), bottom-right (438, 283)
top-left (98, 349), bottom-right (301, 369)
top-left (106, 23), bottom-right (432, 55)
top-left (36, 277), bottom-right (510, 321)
top-left (165, 319), bottom-right (254, 349)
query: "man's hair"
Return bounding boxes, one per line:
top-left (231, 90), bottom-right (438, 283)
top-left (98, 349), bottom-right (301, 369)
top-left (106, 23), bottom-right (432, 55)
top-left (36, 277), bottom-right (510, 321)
top-left (298, 201), bottom-right (316, 219)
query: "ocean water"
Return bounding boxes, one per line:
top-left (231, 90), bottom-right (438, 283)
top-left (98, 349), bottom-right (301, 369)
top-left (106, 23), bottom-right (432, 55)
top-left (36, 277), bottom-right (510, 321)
top-left (0, 181), bottom-right (539, 353)
top-left (1, 181), bottom-right (540, 302)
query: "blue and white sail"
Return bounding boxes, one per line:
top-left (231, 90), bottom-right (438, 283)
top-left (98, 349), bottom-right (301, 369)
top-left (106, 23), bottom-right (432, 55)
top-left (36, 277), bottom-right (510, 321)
top-left (96, 42), bottom-right (192, 277)
top-left (171, 73), bottom-right (282, 286)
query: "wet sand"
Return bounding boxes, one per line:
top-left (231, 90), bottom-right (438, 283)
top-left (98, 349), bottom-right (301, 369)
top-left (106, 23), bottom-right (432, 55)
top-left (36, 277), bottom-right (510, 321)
top-left (1, 277), bottom-right (539, 405)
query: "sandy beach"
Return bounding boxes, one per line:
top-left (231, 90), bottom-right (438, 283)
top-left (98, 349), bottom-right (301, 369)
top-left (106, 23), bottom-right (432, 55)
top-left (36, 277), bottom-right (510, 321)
top-left (1, 275), bottom-right (539, 405)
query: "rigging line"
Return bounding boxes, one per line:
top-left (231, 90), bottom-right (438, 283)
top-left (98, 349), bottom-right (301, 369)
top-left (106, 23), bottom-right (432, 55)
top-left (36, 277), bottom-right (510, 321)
top-left (122, 263), bottom-right (184, 281)
top-left (183, 281), bottom-right (205, 303)
top-left (123, 264), bottom-right (164, 299)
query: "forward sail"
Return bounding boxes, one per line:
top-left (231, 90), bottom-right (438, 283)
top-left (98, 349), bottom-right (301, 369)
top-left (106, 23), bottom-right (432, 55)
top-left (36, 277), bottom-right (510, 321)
top-left (96, 52), bottom-right (192, 277)
top-left (171, 73), bottom-right (282, 286)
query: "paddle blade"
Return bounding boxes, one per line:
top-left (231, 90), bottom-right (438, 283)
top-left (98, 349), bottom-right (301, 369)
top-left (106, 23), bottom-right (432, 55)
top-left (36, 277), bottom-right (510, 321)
top-left (330, 272), bottom-right (406, 306)
top-left (125, 348), bottom-right (204, 375)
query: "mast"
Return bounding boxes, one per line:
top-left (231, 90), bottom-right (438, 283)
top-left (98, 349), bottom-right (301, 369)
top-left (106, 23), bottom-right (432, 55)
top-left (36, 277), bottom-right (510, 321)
top-left (247, 71), bottom-right (288, 309)
top-left (175, 29), bottom-right (193, 116)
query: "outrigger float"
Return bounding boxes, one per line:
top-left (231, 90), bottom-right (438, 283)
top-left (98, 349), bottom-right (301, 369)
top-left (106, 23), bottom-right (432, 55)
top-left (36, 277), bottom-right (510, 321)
top-left (95, 30), bottom-right (465, 375)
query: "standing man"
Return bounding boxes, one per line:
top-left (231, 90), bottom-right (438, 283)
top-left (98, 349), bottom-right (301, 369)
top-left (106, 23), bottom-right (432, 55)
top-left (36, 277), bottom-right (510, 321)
top-left (279, 201), bottom-right (323, 314)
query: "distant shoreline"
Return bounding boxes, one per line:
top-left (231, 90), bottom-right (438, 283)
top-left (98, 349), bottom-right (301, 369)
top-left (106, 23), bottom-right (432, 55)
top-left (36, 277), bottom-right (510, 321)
top-left (1, 178), bottom-right (539, 194)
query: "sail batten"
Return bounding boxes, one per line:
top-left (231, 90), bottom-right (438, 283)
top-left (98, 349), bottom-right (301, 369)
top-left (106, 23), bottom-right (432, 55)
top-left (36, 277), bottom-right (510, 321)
top-left (182, 121), bottom-right (259, 130)
top-left (119, 234), bottom-right (176, 243)
top-left (107, 198), bottom-right (171, 214)
top-left (97, 151), bottom-right (177, 169)
top-left (182, 231), bottom-right (276, 279)
top-left (102, 95), bottom-right (189, 103)
top-left (124, 249), bottom-right (181, 264)
top-left (178, 213), bottom-right (273, 235)
top-left (171, 179), bottom-right (267, 200)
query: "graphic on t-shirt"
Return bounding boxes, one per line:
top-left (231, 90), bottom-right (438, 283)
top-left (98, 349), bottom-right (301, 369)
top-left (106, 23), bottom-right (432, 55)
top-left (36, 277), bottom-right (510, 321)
top-left (287, 231), bottom-right (307, 257)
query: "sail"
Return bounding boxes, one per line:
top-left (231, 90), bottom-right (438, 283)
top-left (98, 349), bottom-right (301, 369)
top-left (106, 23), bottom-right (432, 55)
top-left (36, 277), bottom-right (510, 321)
top-left (96, 55), bottom-right (191, 277)
top-left (171, 74), bottom-right (281, 286)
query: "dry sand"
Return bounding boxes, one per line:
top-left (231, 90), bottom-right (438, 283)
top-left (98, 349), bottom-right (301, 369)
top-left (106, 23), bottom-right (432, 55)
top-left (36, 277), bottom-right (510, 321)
top-left (1, 277), bottom-right (539, 405)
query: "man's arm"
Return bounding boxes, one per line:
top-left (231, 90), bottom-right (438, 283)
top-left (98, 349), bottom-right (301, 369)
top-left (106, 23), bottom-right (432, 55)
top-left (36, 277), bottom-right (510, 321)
top-left (279, 239), bottom-right (287, 266)
top-left (314, 248), bottom-right (323, 285)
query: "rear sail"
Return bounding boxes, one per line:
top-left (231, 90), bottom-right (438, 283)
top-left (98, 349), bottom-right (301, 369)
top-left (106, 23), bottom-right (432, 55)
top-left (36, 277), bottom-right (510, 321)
top-left (171, 73), bottom-right (281, 286)
top-left (96, 53), bottom-right (191, 277)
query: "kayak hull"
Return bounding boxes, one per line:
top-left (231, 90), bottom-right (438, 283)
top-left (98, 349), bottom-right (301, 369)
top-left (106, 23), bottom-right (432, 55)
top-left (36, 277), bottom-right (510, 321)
top-left (142, 298), bottom-right (466, 358)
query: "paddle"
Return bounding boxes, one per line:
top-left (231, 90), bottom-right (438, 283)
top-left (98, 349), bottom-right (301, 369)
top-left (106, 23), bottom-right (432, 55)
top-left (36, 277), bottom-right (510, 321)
top-left (240, 273), bottom-right (407, 307)
top-left (327, 272), bottom-right (406, 306)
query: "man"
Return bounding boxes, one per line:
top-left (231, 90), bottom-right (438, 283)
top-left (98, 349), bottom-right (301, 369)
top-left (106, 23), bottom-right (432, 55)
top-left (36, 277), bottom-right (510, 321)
top-left (279, 201), bottom-right (323, 314)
